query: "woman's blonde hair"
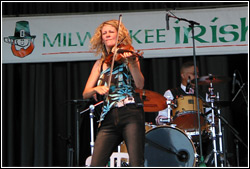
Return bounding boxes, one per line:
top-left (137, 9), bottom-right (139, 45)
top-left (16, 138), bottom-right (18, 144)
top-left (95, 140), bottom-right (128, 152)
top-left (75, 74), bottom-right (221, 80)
top-left (90, 19), bottom-right (132, 59)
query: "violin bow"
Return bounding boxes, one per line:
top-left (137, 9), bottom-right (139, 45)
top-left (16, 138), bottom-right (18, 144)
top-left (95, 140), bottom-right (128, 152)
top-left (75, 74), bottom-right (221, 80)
top-left (106, 14), bottom-right (122, 92)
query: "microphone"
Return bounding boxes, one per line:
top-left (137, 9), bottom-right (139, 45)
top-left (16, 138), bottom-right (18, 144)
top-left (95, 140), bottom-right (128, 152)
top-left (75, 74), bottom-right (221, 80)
top-left (166, 13), bottom-right (169, 30)
top-left (232, 72), bottom-right (236, 94)
top-left (186, 76), bottom-right (191, 92)
top-left (89, 105), bottom-right (95, 113)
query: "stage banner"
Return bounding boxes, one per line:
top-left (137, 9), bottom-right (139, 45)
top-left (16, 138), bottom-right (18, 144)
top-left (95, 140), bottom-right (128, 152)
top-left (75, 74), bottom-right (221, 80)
top-left (2, 6), bottom-right (248, 63)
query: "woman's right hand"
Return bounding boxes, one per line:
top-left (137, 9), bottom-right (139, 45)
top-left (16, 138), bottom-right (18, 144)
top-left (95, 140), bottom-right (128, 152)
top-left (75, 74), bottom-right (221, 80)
top-left (94, 86), bottom-right (110, 95)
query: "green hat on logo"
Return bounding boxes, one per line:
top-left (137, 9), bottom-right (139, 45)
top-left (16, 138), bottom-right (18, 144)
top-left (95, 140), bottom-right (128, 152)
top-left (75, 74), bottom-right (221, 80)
top-left (9, 21), bottom-right (36, 39)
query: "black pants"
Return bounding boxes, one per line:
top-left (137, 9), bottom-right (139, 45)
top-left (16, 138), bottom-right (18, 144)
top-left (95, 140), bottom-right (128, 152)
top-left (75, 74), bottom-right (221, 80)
top-left (90, 104), bottom-right (145, 167)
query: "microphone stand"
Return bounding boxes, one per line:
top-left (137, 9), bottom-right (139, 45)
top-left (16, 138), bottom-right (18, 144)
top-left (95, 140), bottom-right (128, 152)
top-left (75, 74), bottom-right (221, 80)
top-left (75, 102), bottom-right (80, 166)
top-left (80, 101), bottom-right (104, 155)
top-left (215, 112), bottom-right (247, 149)
top-left (68, 99), bottom-right (89, 166)
top-left (167, 12), bottom-right (205, 166)
top-left (68, 99), bottom-right (103, 166)
top-left (232, 80), bottom-right (247, 105)
top-left (215, 110), bottom-right (248, 167)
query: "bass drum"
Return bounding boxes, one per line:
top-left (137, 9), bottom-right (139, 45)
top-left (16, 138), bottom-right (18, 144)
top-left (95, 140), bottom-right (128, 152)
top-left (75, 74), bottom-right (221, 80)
top-left (144, 125), bottom-right (197, 167)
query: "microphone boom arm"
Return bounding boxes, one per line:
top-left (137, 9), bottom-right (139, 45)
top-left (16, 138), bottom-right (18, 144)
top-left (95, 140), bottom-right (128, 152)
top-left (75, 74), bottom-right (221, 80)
top-left (167, 13), bottom-right (200, 26)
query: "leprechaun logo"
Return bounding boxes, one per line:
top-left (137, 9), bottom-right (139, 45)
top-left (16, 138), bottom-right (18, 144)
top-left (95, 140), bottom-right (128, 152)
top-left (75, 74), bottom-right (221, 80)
top-left (4, 21), bottom-right (36, 58)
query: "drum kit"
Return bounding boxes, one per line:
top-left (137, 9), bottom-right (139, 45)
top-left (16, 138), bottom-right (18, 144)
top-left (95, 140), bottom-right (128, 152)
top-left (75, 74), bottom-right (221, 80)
top-left (83, 74), bottom-right (241, 167)
top-left (123, 74), bottom-right (232, 167)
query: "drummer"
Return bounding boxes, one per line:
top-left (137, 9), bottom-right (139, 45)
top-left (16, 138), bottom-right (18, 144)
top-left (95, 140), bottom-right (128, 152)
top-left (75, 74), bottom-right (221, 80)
top-left (155, 61), bottom-right (208, 125)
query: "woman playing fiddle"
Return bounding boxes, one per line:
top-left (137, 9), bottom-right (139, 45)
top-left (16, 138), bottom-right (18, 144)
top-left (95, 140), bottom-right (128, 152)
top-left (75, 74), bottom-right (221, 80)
top-left (82, 19), bottom-right (145, 166)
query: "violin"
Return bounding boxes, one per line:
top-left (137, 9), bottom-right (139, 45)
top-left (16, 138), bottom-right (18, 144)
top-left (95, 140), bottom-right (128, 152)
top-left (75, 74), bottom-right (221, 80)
top-left (104, 43), bottom-right (143, 65)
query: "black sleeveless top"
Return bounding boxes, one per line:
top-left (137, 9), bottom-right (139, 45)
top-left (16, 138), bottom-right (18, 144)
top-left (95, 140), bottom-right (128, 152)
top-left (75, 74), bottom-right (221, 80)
top-left (170, 86), bottom-right (205, 101)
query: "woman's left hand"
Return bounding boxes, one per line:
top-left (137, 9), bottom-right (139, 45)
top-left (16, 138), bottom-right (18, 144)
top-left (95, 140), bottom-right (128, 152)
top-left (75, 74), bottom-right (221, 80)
top-left (121, 52), bottom-right (138, 64)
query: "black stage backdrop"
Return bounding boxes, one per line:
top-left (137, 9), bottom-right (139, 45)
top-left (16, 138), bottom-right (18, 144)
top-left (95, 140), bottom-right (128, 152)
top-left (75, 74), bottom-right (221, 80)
top-left (2, 2), bottom-right (248, 167)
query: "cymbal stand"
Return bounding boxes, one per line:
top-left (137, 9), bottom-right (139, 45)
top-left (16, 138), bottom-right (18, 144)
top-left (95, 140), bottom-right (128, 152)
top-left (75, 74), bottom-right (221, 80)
top-left (80, 101), bottom-right (104, 155)
top-left (159, 99), bottom-right (176, 124)
top-left (207, 78), bottom-right (218, 167)
top-left (167, 99), bottom-right (175, 123)
top-left (216, 92), bottom-right (225, 167)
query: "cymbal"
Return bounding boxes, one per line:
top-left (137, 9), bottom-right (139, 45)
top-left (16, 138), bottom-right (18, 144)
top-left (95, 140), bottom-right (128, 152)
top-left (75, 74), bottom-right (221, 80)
top-left (192, 75), bottom-right (231, 85)
top-left (135, 89), bottom-right (167, 112)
